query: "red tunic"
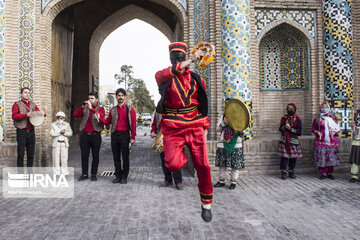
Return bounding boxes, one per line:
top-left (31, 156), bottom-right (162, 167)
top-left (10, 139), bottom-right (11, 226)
top-left (155, 65), bottom-right (210, 130)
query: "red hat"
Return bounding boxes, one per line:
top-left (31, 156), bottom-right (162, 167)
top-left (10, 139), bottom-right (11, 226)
top-left (169, 42), bottom-right (187, 55)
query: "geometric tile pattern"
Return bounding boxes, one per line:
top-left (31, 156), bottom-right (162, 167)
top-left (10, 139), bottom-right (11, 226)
top-left (18, 0), bottom-right (35, 100)
top-left (41, 0), bottom-right (52, 12)
top-left (42, 0), bottom-right (188, 13)
top-left (222, 0), bottom-right (252, 138)
top-left (193, 0), bottom-right (210, 87)
top-left (0, 0), bottom-right (4, 141)
top-left (177, 0), bottom-right (187, 12)
top-left (259, 25), bottom-right (309, 91)
top-left (260, 37), bottom-right (282, 89)
top-left (323, 0), bottom-right (353, 137)
top-left (255, 9), bottom-right (317, 43)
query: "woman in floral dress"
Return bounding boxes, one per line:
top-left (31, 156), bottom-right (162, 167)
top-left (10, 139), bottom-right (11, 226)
top-left (312, 102), bottom-right (341, 179)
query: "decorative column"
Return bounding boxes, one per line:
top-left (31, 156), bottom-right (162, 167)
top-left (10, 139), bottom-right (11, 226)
top-left (222, 0), bottom-right (252, 138)
top-left (18, 0), bottom-right (35, 98)
top-left (323, 0), bottom-right (353, 137)
top-left (0, 0), bottom-right (4, 141)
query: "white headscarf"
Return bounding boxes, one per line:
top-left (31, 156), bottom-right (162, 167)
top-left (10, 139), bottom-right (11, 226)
top-left (320, 103), bottom-right (340, 144)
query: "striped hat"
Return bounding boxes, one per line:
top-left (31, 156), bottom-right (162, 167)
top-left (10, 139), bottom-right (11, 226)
top-left (169, 42), bottom-right (187, 55)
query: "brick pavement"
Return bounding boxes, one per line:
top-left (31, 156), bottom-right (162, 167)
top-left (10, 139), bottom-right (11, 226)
top-left (1, 128), bottom-right (360, 240)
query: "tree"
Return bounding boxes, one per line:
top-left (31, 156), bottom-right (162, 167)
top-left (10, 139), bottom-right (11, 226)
top-left (114, 65), bottom-right (133, 90)
top-left (114, 65), bottom-right (155, 113)
top-left (128, 77), bottom-right (155, 113)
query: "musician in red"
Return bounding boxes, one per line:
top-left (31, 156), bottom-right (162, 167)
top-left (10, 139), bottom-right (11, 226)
top-left (155, 42), bottom-right (213, 222)
top-left (12, 87), bottom-right (46, 167)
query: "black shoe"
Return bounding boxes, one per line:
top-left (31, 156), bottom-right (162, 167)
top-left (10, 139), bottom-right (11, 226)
top-left (327, 175), bottom-right (335, 180)
top-left (201, 206), bottom-right (212, 222)
top-left (120, 178), bottom-right (128, 184)
top-left (78, 175), bottom-right (88, 181)
top-left (228, 183), bottom-right (236, 190)
top-left (349, 178), bottom-right (357, 183)
top-left (91, 175), bottom-right (97, 181)
top-left (214, 181), bottom-right (225, 187)
top-left (112, 177), bottom-right (121, 184)
top-left (281, 172), bottom-right (287, 180)
top-left (319, 175), bottom-right (327, 180)
top-left (288, 172), bottom-right (296, 179)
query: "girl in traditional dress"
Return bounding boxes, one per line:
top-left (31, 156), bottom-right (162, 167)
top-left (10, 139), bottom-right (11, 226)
top-left (214, 110), bottom-right (245, 190)
top-left (312, 102), bottom-right (341, 179)
top-left (349, 108), bottom-right (360, 182)
top-left (278, 103), bottom-right (303, 180)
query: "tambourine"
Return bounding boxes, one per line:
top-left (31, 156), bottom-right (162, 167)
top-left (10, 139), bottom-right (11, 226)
top-left (191, 42), bottom-right (215, 67)
top-left (29, 111), bottom-right (44, 126)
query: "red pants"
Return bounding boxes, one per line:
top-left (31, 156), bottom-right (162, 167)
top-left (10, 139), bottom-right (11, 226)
top-left (162, 126), bottom-right (213, 204)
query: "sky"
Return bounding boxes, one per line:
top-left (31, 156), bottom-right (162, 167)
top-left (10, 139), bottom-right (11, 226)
top-left (99, 19), bottom-right (171, 105)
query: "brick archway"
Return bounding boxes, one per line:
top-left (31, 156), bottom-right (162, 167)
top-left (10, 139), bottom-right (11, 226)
top-left (253, 20), bottom-right (321, 136)
top-left (89, 4), bottom-right (182, 84)
top-left (38, 0), bottom-right (187, 134)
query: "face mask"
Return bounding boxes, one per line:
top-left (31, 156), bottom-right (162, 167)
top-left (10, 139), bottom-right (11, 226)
top-left (57, 120), bottom-right (64, 124)
top-left (321, 108), bottom-right (329, 114)
top-left (287, 110), bottom-right (295, 115)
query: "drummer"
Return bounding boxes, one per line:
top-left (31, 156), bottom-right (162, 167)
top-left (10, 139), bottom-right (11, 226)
top-left (214, 99), bottom-right (245, 190)
top-left (12, 87), bottom-right (46, 167)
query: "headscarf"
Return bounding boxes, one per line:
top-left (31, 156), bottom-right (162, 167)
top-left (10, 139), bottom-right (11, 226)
top-left (282, 103), bottom-right (299, 153)
top-left (355, 108), bottom-right (360, 127)
top-left (319, 102), bottom-right (340, 144)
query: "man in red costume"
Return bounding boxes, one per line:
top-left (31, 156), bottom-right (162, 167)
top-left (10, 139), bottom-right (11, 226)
top-left (155, 42), bottom-right (213, 222)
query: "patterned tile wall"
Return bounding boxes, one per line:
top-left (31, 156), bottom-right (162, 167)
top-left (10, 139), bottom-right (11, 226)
top-left (0, 0), bottom-right (4, 141)
top-left (42, 0), bottom-right (188, 13)
top-left (260, 37), bottom-right (282, 90)
top-left (259, 25), bottom-right (309, 91)
top-left (193, 0), bottom-right (210, 86)
top-left (255, 9), bottom-right (316, 43)
top-left (18, 0), bottom-right (35, 99)
top-left (222, 0), bottom-right (252, 138)
top-left (323, 0), bottom-right (353, 137)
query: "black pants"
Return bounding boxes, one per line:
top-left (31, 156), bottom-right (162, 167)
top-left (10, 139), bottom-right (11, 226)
top-left (16, 129), bottom-right (35, 167)
top-left (111, 131), bottom-right (130, 179)
top-left (280, 157), bottom-right (297, 171)
top-left (160, 152), bottom-right (182, 184)
top-left (80, 132), bottom-right (101, 176)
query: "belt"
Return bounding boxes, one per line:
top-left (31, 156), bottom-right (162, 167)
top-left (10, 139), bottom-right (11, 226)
top-left (58, 140), bottom-right (65, 143)
top-left (17, 129), bottom-right (34, 133)
top-left (164, 106), bottom-right (197, 114)
top-left (83, 132), bottom-right (100, 136)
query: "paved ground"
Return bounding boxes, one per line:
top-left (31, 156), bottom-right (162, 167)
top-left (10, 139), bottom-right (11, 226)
top-left (1, 126), bottom-right (360, 240)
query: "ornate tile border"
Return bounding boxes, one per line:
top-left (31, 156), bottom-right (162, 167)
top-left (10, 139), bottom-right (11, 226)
top-left (222, 0), bottom-right (252, 137)
top-left (255, 9), bottom-right (316, 43)
top-left (193, 0), bottom-right (210, 86)
top-left (0, 0), bottom-right (4, 141)
top-left (18, 0), bottom-right (35, 99)
top-left (42, 0), bottom-right (188, 13)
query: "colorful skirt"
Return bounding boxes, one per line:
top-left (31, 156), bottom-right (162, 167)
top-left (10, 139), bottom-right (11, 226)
top-left (349, 145), bottom-right (360, 165)
top-left (215, 147), bottom-right (245, 169)
top-left (313, 146), bottom-right (340, 167)
top-left (278, 142), bottom-right (303, 159)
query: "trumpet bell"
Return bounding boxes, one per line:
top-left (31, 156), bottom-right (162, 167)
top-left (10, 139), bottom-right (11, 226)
top-left (224, 99), bottom-right (250, 131)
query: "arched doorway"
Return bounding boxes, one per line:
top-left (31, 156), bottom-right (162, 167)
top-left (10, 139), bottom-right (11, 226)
top-left (257, 23), bottom-right (314, 136)
top-left (42, 0), bottom-right (186, 131)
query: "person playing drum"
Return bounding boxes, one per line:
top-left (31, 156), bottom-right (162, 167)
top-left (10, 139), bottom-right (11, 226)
top-left (12, 87), bottom-right (46, 167)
